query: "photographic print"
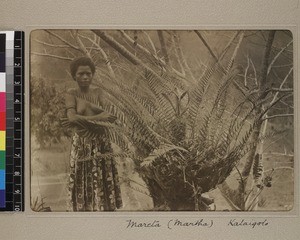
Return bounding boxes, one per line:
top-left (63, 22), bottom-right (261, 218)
top-left (30, 29), bottom-right (294, 212)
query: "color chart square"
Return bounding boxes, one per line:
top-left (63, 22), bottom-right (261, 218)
top-left (0, 131), bottom-right (5, 150)
top-left (0, 92), bottom-right (5, 112)
top-left (0, 112), bottom-right (5, 130)
top-left (0, 34), bottom-right (5, 52)
top-left (0, 161), bottom-right (4, 170)
top-left (0, 73), bottom-right (5, 92)
top-left (0, 151), bottom-right (4, 169)
top-left (0, 189), bottom-right (5, 207)
top-left (0, 170), bottom-right (5, 189)
top-left (0, 53), bottom-right (5, 72)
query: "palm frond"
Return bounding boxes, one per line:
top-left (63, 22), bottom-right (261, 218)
top-left (141, 144), bottom-right (188, 167)
top-left (188, 64), bottom-right (219, 128)
top-left (86, 82), bottom-right (163, 153)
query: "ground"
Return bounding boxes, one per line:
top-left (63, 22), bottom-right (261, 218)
top-left (31, 135), bottom-right (294, 212)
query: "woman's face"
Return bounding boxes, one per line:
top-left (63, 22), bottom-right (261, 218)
top-left (74, 65), bottom-right (93, 88)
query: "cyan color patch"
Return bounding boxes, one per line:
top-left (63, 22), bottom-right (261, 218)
top-left (0, 169), bottom-right (5, 189)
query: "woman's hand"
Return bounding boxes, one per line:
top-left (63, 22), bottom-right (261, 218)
top-left (97, 112), bottom-right (117, 123)
top-left (68, 114), bottom-right (85, 123)
top-left (67, 110), bottom-right (117, 123)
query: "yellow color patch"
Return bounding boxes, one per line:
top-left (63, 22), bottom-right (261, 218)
top-left (0, 131), bottom-right (5, 150)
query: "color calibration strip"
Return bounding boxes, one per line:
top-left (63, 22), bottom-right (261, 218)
top-left (0, 33), bottom-right (6, 208)
top-left (0, 31), bottom-right (24, 212)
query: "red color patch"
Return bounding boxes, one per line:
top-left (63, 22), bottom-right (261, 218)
top-left (0, 112), bottom-right (5, 130)
top-left (0, 93), bottom-right (5, 112)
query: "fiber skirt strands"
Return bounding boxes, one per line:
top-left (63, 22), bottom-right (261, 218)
top-left (68, 133), bottom-right (122, 211)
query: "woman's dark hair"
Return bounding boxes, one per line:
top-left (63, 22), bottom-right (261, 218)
top-left (70, 57), bottom-right (96, 80)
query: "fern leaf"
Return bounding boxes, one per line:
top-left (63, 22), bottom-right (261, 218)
top-left (141, 144), bottom-right (188, 167)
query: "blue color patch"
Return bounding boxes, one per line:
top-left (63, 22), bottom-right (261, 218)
top-left (0, 189), bottom-right (5, 207)
top-left (0, 169), bottom-right (5, 189)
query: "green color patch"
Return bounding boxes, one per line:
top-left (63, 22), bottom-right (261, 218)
top-left (0, 151), bottom-right (5, 169)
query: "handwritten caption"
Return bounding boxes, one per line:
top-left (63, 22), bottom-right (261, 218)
top-left (125, 218), bottom-right (269, 230)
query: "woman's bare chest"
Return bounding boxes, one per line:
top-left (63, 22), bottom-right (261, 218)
top-left (75, 91), bottom-right (103, 116)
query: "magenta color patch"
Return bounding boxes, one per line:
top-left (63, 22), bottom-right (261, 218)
top-left (0, 92), bottom-right (5, 112)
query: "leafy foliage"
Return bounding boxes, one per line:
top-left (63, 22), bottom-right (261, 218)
top-left (31, 196), bottom-right (52, 212)
top-left (31, 76), bottom-right (71, 148)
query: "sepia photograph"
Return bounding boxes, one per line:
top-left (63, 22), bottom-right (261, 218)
top-left (30, 29), bottom-right (294, 212)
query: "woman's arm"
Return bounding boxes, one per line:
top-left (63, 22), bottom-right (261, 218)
top-left (65, 89), bottom-right (79, 122)
top-left (65, 92), bottom-right (116, 123)
top-left (69, 110), bottom-right (117, 122)
top-left (89, 88), bottom-right (117, 122)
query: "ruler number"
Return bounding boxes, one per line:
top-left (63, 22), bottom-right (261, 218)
top-left (14, 205), bottom-right (21, 211)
